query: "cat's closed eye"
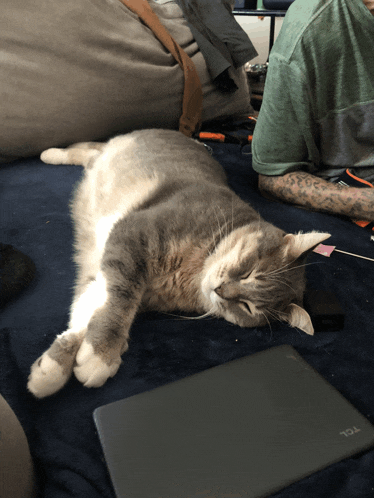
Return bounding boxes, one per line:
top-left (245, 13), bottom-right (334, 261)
top-left (240, 271), bottom-right (252, 281)
top-left (239, 301), bottom-right (252, 314)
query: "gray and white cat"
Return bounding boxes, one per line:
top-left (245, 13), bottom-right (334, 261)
top-left (28, 129), bottom-right (330, 398)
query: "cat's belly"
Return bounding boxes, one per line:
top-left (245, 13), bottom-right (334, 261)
top-left (95, 213), bottom-right (124, 254)
top-left (90, 176), bottom-right (160, 254)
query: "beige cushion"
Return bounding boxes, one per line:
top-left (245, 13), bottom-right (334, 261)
top-left (0, 0), bottom-right (251, 163)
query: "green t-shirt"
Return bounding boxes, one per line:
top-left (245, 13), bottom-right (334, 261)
top-left (252, 0), bottom-right (374, 180)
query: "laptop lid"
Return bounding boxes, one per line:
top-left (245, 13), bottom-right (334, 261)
top-left (94, 345), bottom-right (374, 498)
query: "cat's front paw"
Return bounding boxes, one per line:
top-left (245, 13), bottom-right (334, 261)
top-left (27, 329), bottom-right (84, 398)
top-left (28, 352), bottom-right (69, 398)
top-left (73, 339), bottom-right (123, 388)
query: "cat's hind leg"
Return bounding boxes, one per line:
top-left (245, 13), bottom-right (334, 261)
top-left (27, 271), bottom-right (108, 398)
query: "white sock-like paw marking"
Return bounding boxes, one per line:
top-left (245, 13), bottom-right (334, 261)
top-left (40, 148), bottom-right (67, 164)
top-left (28, 354), bottom-right (68, 398)
top-left (74, 340), bottom-right (121, 388)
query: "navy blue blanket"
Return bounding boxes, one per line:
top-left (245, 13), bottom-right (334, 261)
top-left (1, 142), bottom-right (374, 497)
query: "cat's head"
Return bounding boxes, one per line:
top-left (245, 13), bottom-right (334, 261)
top-left (201, 225), bottom-right (330, 336)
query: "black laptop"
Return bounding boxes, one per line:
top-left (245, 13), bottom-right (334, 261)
top-left (94, 345), bottom-right (374, 498)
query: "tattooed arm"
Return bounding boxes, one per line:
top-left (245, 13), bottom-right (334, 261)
top-left (258, 171), bottom-right (374, 221)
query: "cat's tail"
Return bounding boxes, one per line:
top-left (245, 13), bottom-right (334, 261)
top-left (40, 142), bottom-right (104, 168)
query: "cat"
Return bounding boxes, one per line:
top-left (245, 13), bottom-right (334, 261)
top-left (27, 129), bottom-right (330, 398)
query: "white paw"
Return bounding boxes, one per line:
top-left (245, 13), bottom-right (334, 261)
top-left (74, 341), bottom-right (121, 388)
top-left (28, 353), bottom-right (68, 398)
top-left (40, 148), bottom-right (66, 164)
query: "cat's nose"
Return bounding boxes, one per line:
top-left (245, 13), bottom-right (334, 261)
top-left (214, 283), bottom-right (241, 300)
top-left (214, 285), bottom-right (223, 297)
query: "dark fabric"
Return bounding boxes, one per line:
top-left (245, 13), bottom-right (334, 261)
top-left (0, 244), bottom-right (36, 308)
top-left (1, 141), bottom-right (374, 498)
top-left (175, 0), bottom-right (258, 89)
top-left (262, 0), bottom-right (295, 9)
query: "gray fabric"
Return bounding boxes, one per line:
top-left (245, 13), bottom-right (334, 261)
top-left (175, 0), bottom-right (258, 86)
top-left (0, 0), bottom-right (251, 163)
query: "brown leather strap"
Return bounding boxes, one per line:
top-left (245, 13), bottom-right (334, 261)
top-left (118, 0), bottom-right (202, 137)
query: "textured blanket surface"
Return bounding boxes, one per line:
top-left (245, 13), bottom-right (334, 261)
top-left (1, 142), bottom-right (374, 497)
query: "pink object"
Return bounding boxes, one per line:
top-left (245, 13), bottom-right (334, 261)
top-left (313, 244), bottom-right (336, 257)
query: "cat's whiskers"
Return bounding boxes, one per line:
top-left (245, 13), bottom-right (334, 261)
top-left (214, 204), bottom-right (230, 253)
top-left (264, 258), bottom-right (297, 277)
top-left (264, 275), bottom-right (296, 293)
top-left (212, 206), bottom-right (227, 254)
top-left (213, 205), bottom-right (224, 237)
top-left (264, 258), bottom-right (321, 279)
top-left (263, 308), bottom-right (277, 322)
top-left (164, 308), bottom-right (216, 321)
top-left (260, 310), bottom-right (274, 341)
top-left (266, 306), bottom-right (287, 323)
top-left (268, 261), bottom-right (321, 277)
top-left (207, 225), bottom-right (218, 256)
top-left (261, 309), bottom-right (273, 328)
top-left (217, 204), bottom-right (232, 242)
top-left (215, 203), bottom-right (238, 255)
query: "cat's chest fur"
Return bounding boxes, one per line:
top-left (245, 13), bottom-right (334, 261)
top-left (142, 241), bottom-right (209, 313)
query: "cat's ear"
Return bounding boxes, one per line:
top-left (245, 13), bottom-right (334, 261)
top-left (285, 303), bottom-right (314, 335)
top-left (283, 231), bottom-right (331, 259)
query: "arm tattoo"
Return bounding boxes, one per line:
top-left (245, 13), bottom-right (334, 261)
top-left (259, 172), bottom-right (374, 221)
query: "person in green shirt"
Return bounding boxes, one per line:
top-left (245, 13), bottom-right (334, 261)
top-left (252, 0), bottom-right (374, 222)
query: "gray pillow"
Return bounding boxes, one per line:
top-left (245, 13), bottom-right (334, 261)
top-left (0, 0), bottom-right (251, 163)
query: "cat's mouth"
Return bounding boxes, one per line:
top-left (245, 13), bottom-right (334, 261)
top-left (200, 276), bottom-right (226, 316)
top-left (209, 289), bottom-right (224, 308)
top-left (200, 283), bottom-right (220, 309)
